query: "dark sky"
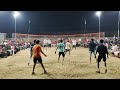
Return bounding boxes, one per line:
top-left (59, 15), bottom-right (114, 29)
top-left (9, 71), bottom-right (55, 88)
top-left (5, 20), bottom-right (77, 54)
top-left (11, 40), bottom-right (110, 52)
top-left (0, 11), bottom-right (119, 36)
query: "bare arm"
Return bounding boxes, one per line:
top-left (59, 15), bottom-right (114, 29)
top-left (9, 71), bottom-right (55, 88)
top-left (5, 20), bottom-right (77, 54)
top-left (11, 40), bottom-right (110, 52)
top-left (40, 46), bottom-right (47, 57)
top-left (41, 50), bottom-right (47, 57)
top-left (55, 46), bottom-right (58, 54)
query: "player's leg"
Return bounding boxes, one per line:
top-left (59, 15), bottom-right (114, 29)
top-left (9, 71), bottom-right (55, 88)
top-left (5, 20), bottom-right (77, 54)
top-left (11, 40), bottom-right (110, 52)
top-left (62, 52), bottom-right (65, 64)
top-left (62, 52), bottom-right (65, 61)
top-left (38, 57), bottom-right (47, 74)
top-left (93, 50), bottom-right (96, 58)
top-left (28, 50), bottom-right (32, 65)
top-left (96, 56), bottom-right (101, 73)
top-left (32, 58), bottom-right (37, 75)
top-left (58, 52), bottom-right (61, 63)
top-left (103, 56), bottom-right (107, 73)
top-left (64, 49), bottom-right (67, 55)
top-left (90, 52), bottom-right (92, 63)
top-left (69, 49), bottom-right (70, 55)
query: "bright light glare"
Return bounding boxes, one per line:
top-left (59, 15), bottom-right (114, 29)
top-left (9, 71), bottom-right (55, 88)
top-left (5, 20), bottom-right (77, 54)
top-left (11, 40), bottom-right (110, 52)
top-left (13, 11), bottom-right (20, 18)
top-left (95, 11), bottom-right (102, 17)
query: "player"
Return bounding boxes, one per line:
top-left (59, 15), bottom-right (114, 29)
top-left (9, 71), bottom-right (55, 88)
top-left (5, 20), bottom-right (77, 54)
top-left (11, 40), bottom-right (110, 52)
top-left (89, 38), bottom-right (97, 63)
top-left (55, 39), bottom-right (65, 63)
top-left (65, 40), bottom-right (71, 55)
top-left (32, 40), bottom-right (47, 75)
top-left (28, 40), bottom-right (36, 65)
top-left (96, 39), bottom-right (109, 73)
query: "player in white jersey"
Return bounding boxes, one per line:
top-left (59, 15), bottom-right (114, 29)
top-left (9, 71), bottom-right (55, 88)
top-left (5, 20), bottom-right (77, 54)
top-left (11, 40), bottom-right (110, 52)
top-left (65, 40), bottom-right (71, 55)
top-left (72, 39), bottom-right (77, 50)
top-left (43, 39), bottom-right (47, 51)
top-left (48, 39), bottom-right (51, 48)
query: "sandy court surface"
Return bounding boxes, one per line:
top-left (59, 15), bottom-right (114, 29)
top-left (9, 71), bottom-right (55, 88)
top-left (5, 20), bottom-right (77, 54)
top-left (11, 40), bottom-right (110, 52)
top-left (0, 47), bottom-right (120, 79)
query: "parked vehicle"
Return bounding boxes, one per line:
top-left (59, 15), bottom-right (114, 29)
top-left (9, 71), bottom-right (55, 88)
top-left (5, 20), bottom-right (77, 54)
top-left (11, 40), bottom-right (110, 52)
top-left (0, 45), bottom-right (8, 58)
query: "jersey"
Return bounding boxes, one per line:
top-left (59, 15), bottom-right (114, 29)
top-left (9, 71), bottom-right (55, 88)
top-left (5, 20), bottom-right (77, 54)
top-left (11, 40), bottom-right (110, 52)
top-left (96, 44), bottom-right (108, 56)
top-left (32, 44), bottom-right (42, 58)
top-left (65, 42), bottom-right (71, 49)
top-left (89, 41), bottom-right (96, 52)
top-left (57, 43), bottom-right (65, 52)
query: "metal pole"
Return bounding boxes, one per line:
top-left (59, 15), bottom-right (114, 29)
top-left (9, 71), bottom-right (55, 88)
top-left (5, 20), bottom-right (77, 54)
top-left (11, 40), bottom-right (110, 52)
top-left (28, 20), bottom-right (30, 42)
top-left (13, 17), bottom-right (16, 55)
top-left (85, 19), bottom-right (86, 34)
top-left (99, 16), bottom-right (100, 41)
top-left (118, 11), bottom-right (120, 40)
top-left (15, 17), bottom-right (16, 39)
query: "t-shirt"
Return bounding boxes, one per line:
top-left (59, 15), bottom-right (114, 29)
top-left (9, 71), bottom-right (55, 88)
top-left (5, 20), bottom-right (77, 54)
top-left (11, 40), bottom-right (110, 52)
top-left (65, 42), bottom-right (71, 49)
top-left (89, 41), bottom-right (96, 52)
top-left (72, 40), bottom-right (76, 45)
top-left (57, 43), bottom-right (65, 52)
top-left (96, 44), bottom-right (108, 56)
top-left (32, 44), bottom-right (42, 58)
top-left (30, 43), bottom-right (35, 51)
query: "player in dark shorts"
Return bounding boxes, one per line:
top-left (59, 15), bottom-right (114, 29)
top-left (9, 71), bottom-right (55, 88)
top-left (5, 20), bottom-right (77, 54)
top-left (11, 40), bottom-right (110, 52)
top-left (96, 39), bottom-right (109, 73)
top-left (55, 40), bottom-right (65, 63)
top-left (28, 40), bottom-right (36, 65)
top-left (32, 40), bottom-right (47, 75)
top-left (89, 38), bottom-right (97, 63)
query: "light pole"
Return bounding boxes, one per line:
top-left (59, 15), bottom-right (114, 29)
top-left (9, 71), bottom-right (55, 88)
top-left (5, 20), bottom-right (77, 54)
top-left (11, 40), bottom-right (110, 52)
top-left (95, 11), bottom-right (102, 41)
top-left (118, 11), bottom-right (120, 40)
top-left (13, 11), bottom-right (20, 40)
top-left (28, 20), bottom-right (30, 42)
top-left (84, 19), bottom-right (86, 34)
top-left (12, 11), bottom-right (20, 55)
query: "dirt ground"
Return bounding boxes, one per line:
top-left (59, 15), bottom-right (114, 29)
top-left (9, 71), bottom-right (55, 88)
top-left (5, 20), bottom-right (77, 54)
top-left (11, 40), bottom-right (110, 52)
top-left (0, 47), bottom-right (120, 79)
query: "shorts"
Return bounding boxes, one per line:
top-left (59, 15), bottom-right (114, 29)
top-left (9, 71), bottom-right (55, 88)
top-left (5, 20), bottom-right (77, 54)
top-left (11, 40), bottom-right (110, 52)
top-left (89, 49), bottom-right (96, 54)
top-left (97, 55), bottom-right (106, 62)
top-left (44, 45), bottom-right (47, 47)
top-left (59, 52), bottom-right (65, 57)
top-left (33, 57), bottom-right (42, 63)
top-left (90, 50), bottom-right (96, 54)
top-left (65, 49), bottom-right (70, 52)
top-left (73, 45), bottom-right (76, 47)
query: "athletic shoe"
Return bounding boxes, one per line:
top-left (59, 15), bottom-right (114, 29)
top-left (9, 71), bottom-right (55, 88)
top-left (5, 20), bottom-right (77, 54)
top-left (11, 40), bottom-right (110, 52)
top-left (105, 69), bottom-right (107, 73)
top-left (96, 70), bottom-right (100, 73)
top-left (32, 72), bottom-right (35, 75)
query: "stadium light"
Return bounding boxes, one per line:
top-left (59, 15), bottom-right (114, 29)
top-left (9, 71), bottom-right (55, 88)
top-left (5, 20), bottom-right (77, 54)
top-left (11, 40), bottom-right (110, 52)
top-left (13, 11), bottom-right (20, 39)
top-left (95, 11), bottom-right (102, 41)
top-left (12, 11), bottom-right (21, 55)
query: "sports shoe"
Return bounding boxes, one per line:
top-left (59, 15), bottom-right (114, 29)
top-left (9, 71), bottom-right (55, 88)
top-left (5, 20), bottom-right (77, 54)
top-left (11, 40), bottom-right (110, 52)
top-left (28, 63), bottom-right (29, 66)
top-left (44, 71), bottom-right (47, 74)
top-left (105, 69), bottom-right (107, 73)
top-left (96, 70), bottom-right (100, 73)
top-left (32, 72), bottom-right (35, 75)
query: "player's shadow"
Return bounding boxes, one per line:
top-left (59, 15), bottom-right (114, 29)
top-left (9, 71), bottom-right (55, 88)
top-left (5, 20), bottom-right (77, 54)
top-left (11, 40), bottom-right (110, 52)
top-left (100, 72), bottom-right (107, 74)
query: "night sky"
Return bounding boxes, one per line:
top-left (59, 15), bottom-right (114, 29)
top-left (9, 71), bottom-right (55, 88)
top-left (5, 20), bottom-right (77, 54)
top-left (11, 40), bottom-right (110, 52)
top-left (0, 11), bottom-right (119, 36)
